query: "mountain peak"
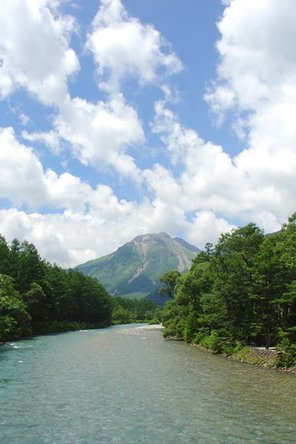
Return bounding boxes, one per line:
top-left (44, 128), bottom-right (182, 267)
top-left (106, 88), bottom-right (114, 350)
top-left (77, 233), bottom-right (199, 302)
top-left (132, 232), bottom-right (170, 243)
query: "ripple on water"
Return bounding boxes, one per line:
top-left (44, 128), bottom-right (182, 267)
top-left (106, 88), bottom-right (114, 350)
top-left (0, 324), bottom-right (295, 444)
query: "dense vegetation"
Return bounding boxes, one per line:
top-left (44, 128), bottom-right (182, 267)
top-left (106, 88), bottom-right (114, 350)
top-left (111, 297), bottom-right (162, 325)
top-left (0, 236), bottom-right (113, 341)
top-left (161, 214), bottom-right (296, 367)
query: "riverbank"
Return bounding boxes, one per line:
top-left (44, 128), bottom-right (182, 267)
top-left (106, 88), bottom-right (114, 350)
top-left (0, 322), bottom-right (162, 345)
top-left (191, 342), bottom-right (296, 374)
top-left (135, 323), bottom-right (164, 330)
top-left (163, 332), bottom-right (296, 373)
top-left (229, 345), bottom-right (296, 374)
top-left (0, 320), bottom-right (112, 344)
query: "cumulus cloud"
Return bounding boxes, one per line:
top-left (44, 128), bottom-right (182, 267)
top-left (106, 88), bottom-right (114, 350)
top-left (86, 0), bottom-right (182, 92)
top-left (186, 211), bottom-right (235, 247)
top-left (0, 199), bottom-right (188, 268)
top-left (22, 130), bottom-right (62, 154)
top-left (0, 127), bottom-right (93, 211)
top-left (0, 207), bottom-right (222, 268)
top-left (0, 0), bottom-right (79, 105)
top-left (1, 0), bottom-right (295, 267)
top-left (0, 0), bottom-right (179, 182)
top-left (0, 127), bottom-right (189, 266)
top-left (206, 0), bottom-right (296, 113)
top-left (151, 99), bottom-right (291, 233)
top-left (55, 94), bottom-right (145, 179)
top-left (22, 96), bottom-right (145, 180)
top-left (0, 209), bottom-right (92, 267)
top-left (202, 0), bottom-right (296, 225)
top-left (0, 127), bottom-right (48, 207)
top-left (206, 0), bottom-right (296, 156)
top-left (152, 102), bottom-right (244, 213)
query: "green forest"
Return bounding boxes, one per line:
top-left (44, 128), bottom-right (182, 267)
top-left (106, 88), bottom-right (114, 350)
top-left (0, 235), bottom-right (159, 341)
top-left (161, 214), bottom-right (296, 367)
top-left (112, 297), bottom-right (161, 325)
top-left (0, 235), bottom-right (113, 340)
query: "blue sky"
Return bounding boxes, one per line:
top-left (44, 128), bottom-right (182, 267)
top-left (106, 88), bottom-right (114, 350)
top-left (0, 0), bottom-right (295, 267)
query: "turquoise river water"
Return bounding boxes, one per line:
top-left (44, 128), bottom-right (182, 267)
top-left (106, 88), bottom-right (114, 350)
top-left (0, 324), bottom-right (295, 443)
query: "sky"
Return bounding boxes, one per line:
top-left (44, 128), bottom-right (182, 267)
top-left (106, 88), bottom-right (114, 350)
top-left (0, 0), bottom-right (296, 268)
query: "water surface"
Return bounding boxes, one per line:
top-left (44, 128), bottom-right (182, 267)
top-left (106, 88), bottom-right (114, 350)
top-left (0, 324), bottom-right (295, 443)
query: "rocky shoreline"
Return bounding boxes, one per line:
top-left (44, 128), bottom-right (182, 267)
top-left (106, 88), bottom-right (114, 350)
top-left (192, 342), bottom-right (296, 374)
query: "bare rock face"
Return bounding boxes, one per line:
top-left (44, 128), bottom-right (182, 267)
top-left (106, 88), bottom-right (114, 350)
top-left (76, 233), bottom-right (199, 301)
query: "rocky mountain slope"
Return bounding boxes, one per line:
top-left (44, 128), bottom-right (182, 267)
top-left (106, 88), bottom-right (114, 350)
top-left (76, 233), bottom-right (199, 301)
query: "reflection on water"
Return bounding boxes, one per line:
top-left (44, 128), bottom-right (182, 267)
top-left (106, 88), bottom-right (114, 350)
top-left (0, 324), bottom-right (295, 443)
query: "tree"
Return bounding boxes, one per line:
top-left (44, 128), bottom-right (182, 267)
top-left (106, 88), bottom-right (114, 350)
top-left (160, 215), bottom-right (296, 364)
top-left (275, 213), bottom-right (296, 336)
top-left (211, 224), bottom-right (264, 341)
top-left (0, 274), bottom-right (31, 340)
top-left (159, 270), bottom-right (181, 299)
top-left (250, 235), bottom-right (283, 346)
top-left (0, 233), bottom-right (114, 338)
top-left (23, 282), bottom-right (48, 324)
top-left (0, 235), bottom-right (10, 275)
top-left (16, 241), bottom-right (45, 293)
top-left (162, 260), bottom-right (212, 341)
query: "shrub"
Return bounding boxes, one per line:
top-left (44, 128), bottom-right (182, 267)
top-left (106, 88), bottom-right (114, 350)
top-left (193, 327), bottom-right (210, 344)
top-left (200, 330), bottom-right (222, 353)
top-left (276, 338), bottom-right (296, 368)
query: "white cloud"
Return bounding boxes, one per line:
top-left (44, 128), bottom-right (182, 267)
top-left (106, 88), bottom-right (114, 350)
top-left (151, 98), bottom-right (293, 229)
top-left (202, 0), bottom-right (296, 223)
top-left (0, 0), bottom-right (179, 182)
top-left (152, 102), bottom-right (244, 214)
top-left (0, 0), bottom-right (79, 105)
top-left (0, 127), bottom-right (93, 212)
top-left (86, 0), bottom-right (182, 92)
top-left (55, 94), bottom-right (144, 179)
top-left (23, 95), bottom-right (145, 180)
top-left (0, 127), bottom-right (48, 207)
top-left (0, 127), bottom-right (247, 267)
top-left (0, 209), bottom-right (88, 267)
top-left (22, 130), bottom-right (62, 154)
top-left (0, 200), bottom-right (187, 268)
top-left (186, 211), bottom-right (235, 247)
top-left (0, 0), bottom-right (295, 268)
top-left (19, 113), bottom-right (30, 126)
top-left (0, 127), bottom-right (192, 266)
top-left (207, 0), bottom-right (296, 114)
top-left (0, 0), bottom-right (146, 179)
top-left (144, 164), bottom-right (182, 205)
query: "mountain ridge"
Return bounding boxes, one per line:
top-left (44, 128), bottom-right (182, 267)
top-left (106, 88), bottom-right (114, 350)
top-left (76, 232), bottom-right (199, 301)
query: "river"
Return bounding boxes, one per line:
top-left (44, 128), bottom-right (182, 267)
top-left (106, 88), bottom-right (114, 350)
top-left (0, 324), bottom-right (295, 443)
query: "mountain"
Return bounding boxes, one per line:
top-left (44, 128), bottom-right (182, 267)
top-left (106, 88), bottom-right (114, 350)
top-left (76, 233), bottom-right (199, 302)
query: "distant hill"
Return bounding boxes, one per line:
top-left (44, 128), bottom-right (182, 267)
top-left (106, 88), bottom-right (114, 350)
top-left (76, 233), bottom-right (199, 302)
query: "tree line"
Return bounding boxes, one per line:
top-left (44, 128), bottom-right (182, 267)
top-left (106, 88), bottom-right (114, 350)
top-left (0, 235), bottom-right (161, 342)
top-left (0, 236), bottom-right (113, 340)
top-left (161, 214), bottom-right (296, 367)
top-left (112, 297), bottom-right (161, 325)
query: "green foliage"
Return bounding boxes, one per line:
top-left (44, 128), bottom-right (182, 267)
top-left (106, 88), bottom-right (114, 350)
top-left (211, 223), bottom-right (264, 341)
top-left (183, 311), bottom-right (198, 343)
top-left (162, 300), bottom-right (186, 339)
top-left (159, 270), bottom-right (181, 298)
top-left (200, 330), bottom-right (221, 353)
top-left (161, 214), bottom-right (296, 367)
top-left (276, 338), bottom-right (296, 368)
top-left (111, 297), bottom-right (161, 324)
top-left (0, 236), bottom-right (113, 341)
top-left (0, 274), bottom-right (31, 339)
